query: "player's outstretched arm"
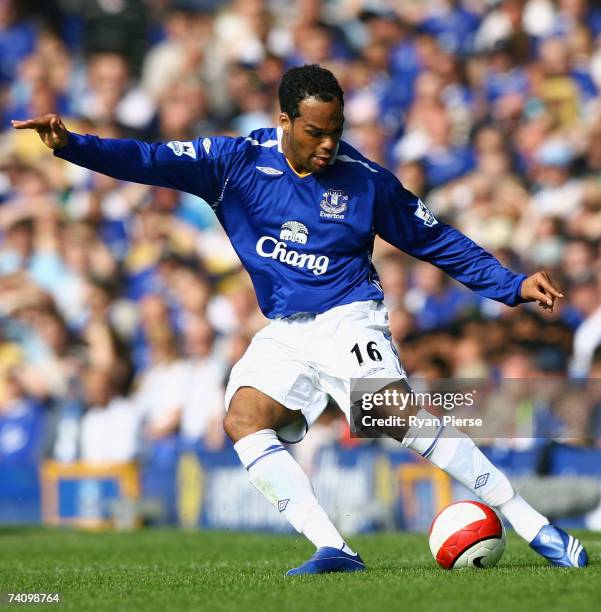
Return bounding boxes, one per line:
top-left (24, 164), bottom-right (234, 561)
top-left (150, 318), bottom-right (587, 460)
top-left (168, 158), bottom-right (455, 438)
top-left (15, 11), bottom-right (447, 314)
top-left (374, 173), bottom-right (563, 309)
top-left (12, 113), bottom-right (69, 149)
top-left (11, 114), bottom-right (222, 201)
top-left (519, 271), bottom-right (564, 312)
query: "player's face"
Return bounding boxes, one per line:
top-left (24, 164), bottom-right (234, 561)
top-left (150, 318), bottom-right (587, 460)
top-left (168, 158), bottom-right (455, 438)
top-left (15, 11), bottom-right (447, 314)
top-left (280, 97), bottom-right (344, 174)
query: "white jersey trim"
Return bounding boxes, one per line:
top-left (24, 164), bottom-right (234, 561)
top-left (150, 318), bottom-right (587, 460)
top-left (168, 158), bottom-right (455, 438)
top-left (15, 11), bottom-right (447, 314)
top-left (276, 126), bottom-right (283, 152)
top-left (245, 131), bottom-right (280, 149)
top-left (337, 154), bottom-right (378, 173)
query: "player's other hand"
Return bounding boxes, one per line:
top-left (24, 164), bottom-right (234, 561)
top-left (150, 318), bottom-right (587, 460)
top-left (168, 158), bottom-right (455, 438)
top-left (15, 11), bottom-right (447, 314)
top-left (520, 271), bottom-right (564, 312)
top-left (11, 113), bottom-right (69, 150)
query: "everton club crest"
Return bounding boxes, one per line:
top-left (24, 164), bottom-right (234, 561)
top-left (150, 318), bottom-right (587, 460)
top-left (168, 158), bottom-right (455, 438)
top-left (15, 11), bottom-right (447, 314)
top-left (320, 188), bottom-right (348, 220)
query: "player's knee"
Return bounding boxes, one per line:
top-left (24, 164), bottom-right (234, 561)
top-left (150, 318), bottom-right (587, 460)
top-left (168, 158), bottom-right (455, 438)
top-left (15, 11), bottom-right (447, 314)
top-left (367, 379), bottom-right (414, 442)
top-left (223, 409), bottom-right (246, 443)
top-left (223, 392), bottom-right (265, 442)
top-left (224, 387), bottom-right (295, 443)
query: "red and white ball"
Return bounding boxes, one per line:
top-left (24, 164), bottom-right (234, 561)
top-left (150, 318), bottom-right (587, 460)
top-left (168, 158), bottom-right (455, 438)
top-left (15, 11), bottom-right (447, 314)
top-left (429, 501), bottom-right (506, 569)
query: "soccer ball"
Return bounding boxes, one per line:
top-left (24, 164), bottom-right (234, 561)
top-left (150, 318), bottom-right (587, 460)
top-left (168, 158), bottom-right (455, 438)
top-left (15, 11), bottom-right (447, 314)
top-left (429, 500), bottom-right (506, 569)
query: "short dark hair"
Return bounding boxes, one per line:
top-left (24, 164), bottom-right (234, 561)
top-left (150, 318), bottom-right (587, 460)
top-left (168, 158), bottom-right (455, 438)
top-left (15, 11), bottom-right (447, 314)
top-left (278, 64), bottom-right (344, 120)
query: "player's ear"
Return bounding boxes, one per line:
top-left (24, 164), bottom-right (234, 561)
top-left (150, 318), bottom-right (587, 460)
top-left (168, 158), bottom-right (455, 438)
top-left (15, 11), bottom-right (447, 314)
top-left (279, 112), bottom-right (291, 133)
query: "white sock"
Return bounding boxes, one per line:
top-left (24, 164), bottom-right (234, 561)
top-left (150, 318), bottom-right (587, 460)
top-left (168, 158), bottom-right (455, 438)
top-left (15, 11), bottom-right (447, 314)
top-left (498, 493), bottom-right (549, 542)
top-left (403, 409), bottom-right (549, 542)
top-left (234, 429), bottom-right (355, 553)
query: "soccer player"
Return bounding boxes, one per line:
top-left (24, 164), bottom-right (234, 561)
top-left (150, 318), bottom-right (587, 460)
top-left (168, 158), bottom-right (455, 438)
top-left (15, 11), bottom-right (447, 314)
top-left (13, 65), bottom-right (588, 574)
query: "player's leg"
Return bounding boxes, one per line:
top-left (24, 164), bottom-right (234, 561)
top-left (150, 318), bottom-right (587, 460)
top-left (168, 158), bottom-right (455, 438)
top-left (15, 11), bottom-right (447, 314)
top-left (320, 301), bottom-right (587, 568)
top-left (224, 386), bottom-right (365, 575)
top-left (368, 380), bottom-right (588, 567)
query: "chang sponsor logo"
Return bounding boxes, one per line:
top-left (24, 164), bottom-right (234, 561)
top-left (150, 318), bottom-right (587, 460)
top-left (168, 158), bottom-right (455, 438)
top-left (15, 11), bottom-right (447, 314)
top-left (256, 222), bottom-right (329, 275)
top-left (279, 221), bottom-right (308, 244)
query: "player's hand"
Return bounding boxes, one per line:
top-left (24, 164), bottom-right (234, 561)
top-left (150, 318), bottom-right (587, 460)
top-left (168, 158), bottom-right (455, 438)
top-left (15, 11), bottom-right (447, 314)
top-left (520, 271), bottom-right (564, 312)
top-left (11, 113), bottom-right (69, 150)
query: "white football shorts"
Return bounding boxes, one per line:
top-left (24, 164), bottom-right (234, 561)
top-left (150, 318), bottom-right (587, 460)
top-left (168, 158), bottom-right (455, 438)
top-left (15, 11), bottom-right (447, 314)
top-left (224, 299), bottom-right (406, 443)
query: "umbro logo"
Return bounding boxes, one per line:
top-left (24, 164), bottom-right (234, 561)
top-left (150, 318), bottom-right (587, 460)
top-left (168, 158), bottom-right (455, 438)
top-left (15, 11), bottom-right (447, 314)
top-left (363, 367), bottom-right (385, 377)
top-left (277, 499), bottom-right (289, 512)
top-left (256, 166), bottom-right (283, 176)
top-left (474, 473), bottom-right (490, 489)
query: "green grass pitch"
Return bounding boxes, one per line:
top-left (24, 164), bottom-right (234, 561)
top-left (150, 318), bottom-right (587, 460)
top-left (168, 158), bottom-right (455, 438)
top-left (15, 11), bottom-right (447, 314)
top-left (0, 528), bottom-right (598, 612)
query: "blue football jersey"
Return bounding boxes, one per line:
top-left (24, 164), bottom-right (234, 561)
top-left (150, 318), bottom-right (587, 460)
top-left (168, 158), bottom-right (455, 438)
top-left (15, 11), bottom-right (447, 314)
top-left (55, 127), bottom-right (526, 318)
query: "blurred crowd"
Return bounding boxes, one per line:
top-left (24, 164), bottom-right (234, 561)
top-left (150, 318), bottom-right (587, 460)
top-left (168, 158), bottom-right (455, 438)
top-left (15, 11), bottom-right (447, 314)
top-left (1, 0), bottom-right (601, 469)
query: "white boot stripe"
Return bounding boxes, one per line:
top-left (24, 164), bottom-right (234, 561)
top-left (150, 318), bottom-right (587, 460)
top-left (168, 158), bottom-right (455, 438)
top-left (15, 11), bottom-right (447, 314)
top-left (571, 544), bottom-right (581, 566)
top-left (570, 540), bottom-right (576, 563)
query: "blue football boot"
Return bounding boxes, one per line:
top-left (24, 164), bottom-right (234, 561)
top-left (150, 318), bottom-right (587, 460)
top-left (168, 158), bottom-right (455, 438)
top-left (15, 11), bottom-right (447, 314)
top-left (286, 546), bottom-right (366, 576)
top-left (530, 524), bottom-right (589, 567)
